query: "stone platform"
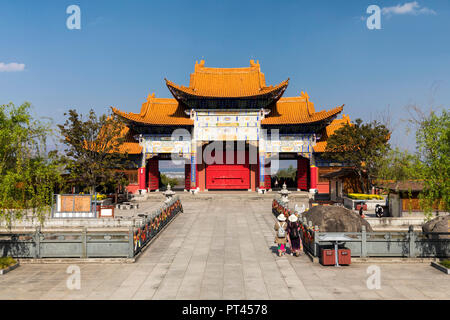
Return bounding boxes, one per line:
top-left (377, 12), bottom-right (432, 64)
top-left (0, 197), bottom-right (449, 300)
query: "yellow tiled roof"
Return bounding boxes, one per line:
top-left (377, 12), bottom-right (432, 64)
top-left (261, 92), bottom-right (343, 125)
top-left (313, 114), bottom-right (352, 152)
top-left (165, 60), bottom-right (289, 98)
top-left (117, 126), bottom-right (142, 154)
top-left (111, 93), bottom-right (193, 126)
top-left (84, 122), bottom-right (142, 155)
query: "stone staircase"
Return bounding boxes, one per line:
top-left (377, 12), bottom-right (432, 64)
top-left (133, 190), bottom-right (310, 202)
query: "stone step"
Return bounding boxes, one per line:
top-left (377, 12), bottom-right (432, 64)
top-left (140, 191), bottom-right (310, 201)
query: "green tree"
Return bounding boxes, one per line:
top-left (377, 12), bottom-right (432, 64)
top-left (0, 102), bottom-right (62, 224)
top-left (377, 147), bottom-right (420, 182)
top-left (413, 109), bottom-right (449, 215)
top-left (160, 174), bottom-right (179, 189)
top-left (275, 165), bottom-right (297, 180)
top-left (322, 118), bottom-right (391, 193)
top-left (58, 109), bottom-right (129, 194)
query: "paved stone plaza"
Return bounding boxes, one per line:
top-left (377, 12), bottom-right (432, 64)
top-left (0, 197), bottom-right (449, 300)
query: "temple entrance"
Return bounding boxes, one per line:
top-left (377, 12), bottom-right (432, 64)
top-left (145, 157), bottom-right (159, 191)
top-left (159, 159), bottom-right (185, 191)
top-left (205, 150), bottom-right (250, 190)
top-left (270, 159), bottom-right (298, 190)
top-left (203, 142), bottom-right (251, 190)
top-left (297, 156), bottom-right (310, 191)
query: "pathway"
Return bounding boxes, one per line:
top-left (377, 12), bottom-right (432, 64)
top-left (0, 197), bottom-right (449, 300)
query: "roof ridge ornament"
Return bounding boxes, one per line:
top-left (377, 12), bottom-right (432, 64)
top-left (300, 91), bottom-right (311, 116)
top-left (342, 113), bottom-right (350, 122)
top-left (300, 91), bottom-right (309, 100)
top-left (249, 59), bottom-right (260, 67)
top-left (195, 60), bottom-right (205, 71)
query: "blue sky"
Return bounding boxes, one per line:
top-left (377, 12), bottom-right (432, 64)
top-left (1, 0), bottom-right (449, 151)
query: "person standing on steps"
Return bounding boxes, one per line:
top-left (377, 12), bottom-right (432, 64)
top-left (274, 214), bottom-right (288, 256)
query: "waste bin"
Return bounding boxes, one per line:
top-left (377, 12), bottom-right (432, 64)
top-left (338, 248), bottom-right (351, 265)
top-left (319, 246), bottom-right (336, 266)
top-left (355, 201), bottom-right (367, 211)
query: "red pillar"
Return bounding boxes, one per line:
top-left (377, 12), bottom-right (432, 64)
top-left (250, 164), bottom-right (257, 191)
top-left (197, 163), bottom-right (205, 191)
top-left (138, 167), bottom-right (146, 190)
top-left (147, 158), bottom-right (159, 191)
top-left (310, 165), bottom-right (318, 190)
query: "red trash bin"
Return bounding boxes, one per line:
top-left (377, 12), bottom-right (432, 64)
top-left (320, 248), bottom-right (336, 266)
top-left (338, 248), bottom-right (351, 265)
top-left (356, 204), bottom-right (368, 211)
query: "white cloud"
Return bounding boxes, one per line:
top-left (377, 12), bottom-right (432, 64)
top-left (0, 62), bottom-right (26, 72)
top-left (382, 2), bottom-right (436, 16)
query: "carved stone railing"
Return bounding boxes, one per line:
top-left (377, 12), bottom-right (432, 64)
top-left (0, 196), bottom-right (183, 259)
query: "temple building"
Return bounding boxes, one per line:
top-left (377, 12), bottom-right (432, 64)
top-left (112, 60), bottom-right (351, 194)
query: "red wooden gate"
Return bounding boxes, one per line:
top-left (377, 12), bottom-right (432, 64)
top-left (297, 157), bottom-right (309, 191)
top-left (206, 150), bottom-right (250, 190)
top-left (185, 163), bottom-right (191, 190)
top-left (147, 158), bottom-right (159, 191)
top-left (264, 161), bottom-right (271, 190)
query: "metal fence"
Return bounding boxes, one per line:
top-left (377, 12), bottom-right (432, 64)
top-left (272, 198), bottom-right (450, 258)
top-left (0, 196), bottom-right (183, 259)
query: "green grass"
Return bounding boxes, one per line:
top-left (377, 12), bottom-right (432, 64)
top-left (439, 260), bottom-right (450, 269)
top-left (0, 257), bottom-right (17, 269)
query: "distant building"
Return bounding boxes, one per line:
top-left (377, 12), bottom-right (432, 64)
top-left (377, 181), bottom-right (425, 217)
top-left (112, 60), bottom-right (350, 193)
top-left (322, 168), bottom-right (367, 201)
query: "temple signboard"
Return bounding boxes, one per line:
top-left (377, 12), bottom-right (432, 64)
top-left (264, 134), bottom-right (316, 153)
top-left (140, 135), bottom-right (191, 155)
top-left (194, 111), bottom-right (260, 141)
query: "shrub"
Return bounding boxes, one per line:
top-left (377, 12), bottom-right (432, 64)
top-left (440, 260), bottom-right (450, 269)
top-left (347, 193), bottom-right (384, 200)
top-left (0, 257), bottom-right (17, 269)
top-left (92, 194), bottom-right (107, 201)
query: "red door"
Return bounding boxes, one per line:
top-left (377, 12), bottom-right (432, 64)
top-left (297, 157), bottom-right (309, 191)
top-left (264, 161), bottom-right (271, 190)
top-left (206, 150), bottom-right (250, 190)
top-left (147, 158), bottom-right (159, 191)
top-left (184, 163), bottom-right (191, 190)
